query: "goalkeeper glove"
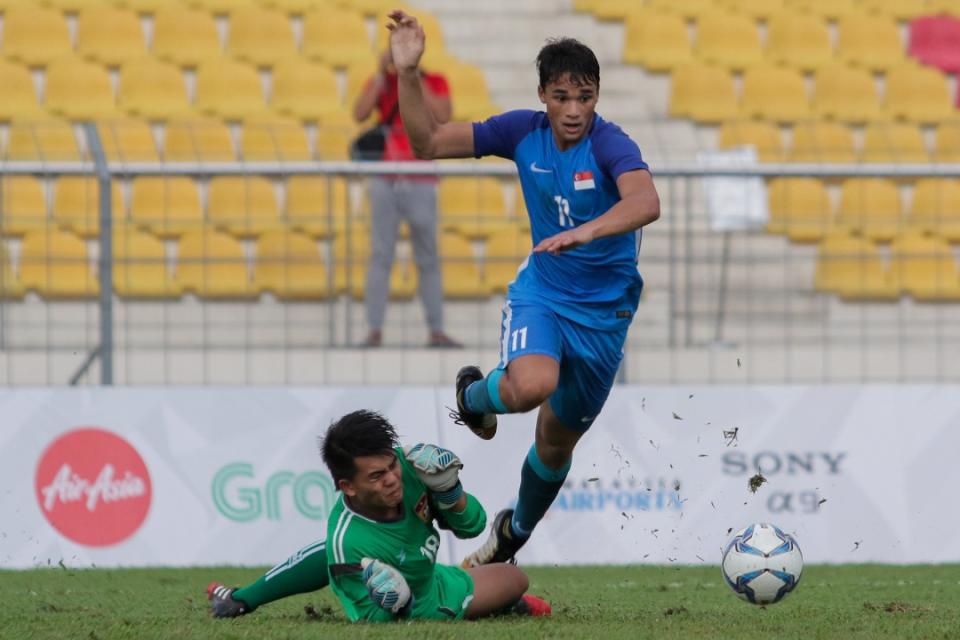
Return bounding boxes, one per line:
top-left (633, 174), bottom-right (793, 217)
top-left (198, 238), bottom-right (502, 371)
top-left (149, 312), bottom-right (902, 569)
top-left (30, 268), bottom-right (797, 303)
top-left (361, 558), bottom-right (413, 616)
top-left (404, 443), bottom-right (464, 509)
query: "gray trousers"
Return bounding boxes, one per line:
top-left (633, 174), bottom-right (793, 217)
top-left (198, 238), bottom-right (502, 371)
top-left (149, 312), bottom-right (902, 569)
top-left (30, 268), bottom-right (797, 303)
top-left (366, 178), bottom-right (444, 332)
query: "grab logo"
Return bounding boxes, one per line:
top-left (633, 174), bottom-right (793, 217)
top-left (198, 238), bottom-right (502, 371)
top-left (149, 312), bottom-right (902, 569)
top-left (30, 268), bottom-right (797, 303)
top-left (34, 428), bottom-right (152, 547)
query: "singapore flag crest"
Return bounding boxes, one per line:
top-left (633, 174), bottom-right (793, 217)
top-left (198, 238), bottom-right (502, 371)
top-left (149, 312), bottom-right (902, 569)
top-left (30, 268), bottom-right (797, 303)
top-left (573, 170), bottom-right (595, 191)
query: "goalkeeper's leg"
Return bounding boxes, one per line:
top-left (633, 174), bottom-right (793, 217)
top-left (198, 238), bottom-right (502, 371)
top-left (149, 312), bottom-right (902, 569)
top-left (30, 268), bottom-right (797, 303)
top-left (463, 564), bottom-right (550, 618)
top-left (208, 539), bottom-right (329, 617)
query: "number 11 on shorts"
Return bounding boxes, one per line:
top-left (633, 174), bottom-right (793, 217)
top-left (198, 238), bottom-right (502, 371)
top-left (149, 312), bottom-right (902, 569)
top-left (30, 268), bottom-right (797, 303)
top-left (511, 326), bottom-right (528, 352)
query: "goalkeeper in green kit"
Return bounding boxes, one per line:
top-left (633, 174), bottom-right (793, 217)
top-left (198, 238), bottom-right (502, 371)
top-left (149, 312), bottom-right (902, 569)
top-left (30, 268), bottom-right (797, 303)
top-left (206, 410), bottom-right (551, 621)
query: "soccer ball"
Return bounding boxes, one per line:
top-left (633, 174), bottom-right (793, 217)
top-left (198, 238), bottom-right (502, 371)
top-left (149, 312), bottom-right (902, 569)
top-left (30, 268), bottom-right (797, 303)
top-left (721, 523), bottom-right (803, 605)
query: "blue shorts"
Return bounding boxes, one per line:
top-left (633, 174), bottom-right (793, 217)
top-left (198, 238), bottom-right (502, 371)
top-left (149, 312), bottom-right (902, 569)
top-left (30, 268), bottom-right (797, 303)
top-left (497, 297), bottom-right (629, 431)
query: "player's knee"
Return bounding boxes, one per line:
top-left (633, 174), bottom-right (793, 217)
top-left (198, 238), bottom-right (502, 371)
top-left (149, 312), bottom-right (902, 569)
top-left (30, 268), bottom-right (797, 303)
top-left (505, 565), bottom-right (529, 599)
top-left (507, 376), bottom-right (554, 411)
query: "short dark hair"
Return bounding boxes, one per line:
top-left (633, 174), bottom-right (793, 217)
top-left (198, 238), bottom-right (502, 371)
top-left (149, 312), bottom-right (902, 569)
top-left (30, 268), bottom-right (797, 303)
top-left (536, 37), bottom-right (600, 89)
top-left (320, 410), bottom-right (400, 483)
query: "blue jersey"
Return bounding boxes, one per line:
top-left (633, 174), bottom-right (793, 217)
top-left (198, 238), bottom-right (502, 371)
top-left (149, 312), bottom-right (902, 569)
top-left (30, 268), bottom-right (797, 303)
top-left (473, 110), bottom-right (649, 330)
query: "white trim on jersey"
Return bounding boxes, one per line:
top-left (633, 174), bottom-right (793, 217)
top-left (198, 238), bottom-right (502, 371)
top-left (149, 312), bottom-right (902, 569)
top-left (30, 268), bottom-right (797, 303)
top-left (500, 299), bottom-right (513, 366)
top-left (331, 508), bottom-right (351, 563)
top-left (265, 540), bottom-right (326, 581)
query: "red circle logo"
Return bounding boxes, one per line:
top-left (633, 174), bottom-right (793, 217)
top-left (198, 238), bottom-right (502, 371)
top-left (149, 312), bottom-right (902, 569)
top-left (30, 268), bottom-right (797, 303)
top-left (35, 428), bottom-right (152, 547)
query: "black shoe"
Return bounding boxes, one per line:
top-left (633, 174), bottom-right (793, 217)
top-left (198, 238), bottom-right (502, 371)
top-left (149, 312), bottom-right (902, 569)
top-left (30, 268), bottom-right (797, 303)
top-left (461, 509), bottom-right (527, 567)
top-left (206, 582), bottom-right (251, 618)
top-left (449, 365), bottom-right (497, 440)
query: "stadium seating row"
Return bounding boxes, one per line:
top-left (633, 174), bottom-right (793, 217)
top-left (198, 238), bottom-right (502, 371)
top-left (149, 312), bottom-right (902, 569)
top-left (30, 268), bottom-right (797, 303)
top-left (670, 61), bottom-right (957, 124)
top-left (767, 177), bottom-right (960, 243)
top-left (718, 121), bottom-right (960, 163)
top-left (814, 231), bottom-right (960, 300)
top-left (0, 176), bottom-right (526, 239)
top-left (0, 226), bottom-right (531, 300)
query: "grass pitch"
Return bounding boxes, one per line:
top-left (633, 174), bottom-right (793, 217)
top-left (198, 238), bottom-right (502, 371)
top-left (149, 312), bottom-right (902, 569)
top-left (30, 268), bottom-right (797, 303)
top-left (1, 564), bottom-right (958, 639)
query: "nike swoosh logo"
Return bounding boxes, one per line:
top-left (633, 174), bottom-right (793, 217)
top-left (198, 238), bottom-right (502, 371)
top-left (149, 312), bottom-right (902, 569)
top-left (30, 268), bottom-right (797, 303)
top-left (529, 162), bottom-right (552, 174)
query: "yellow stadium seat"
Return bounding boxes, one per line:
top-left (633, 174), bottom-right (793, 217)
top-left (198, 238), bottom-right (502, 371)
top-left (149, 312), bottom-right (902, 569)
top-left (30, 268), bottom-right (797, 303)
top-left (153, 6), bottom-right (223, 68)
top-left (130, 177), bottom-right (204, 238)
top-left (0, 60), bottom-right (43, 120)
top-left (303, 8), bottom-right (372, 69)
top-left (813, 232), bottom-right (898, 300)
top-left (257, 0), bottom-right (332, 15)
top-left (740, 64), bottom-right (811, 123)
top-left (40, 0), bottom-right (112, 11)
top-left (164, 117), bottom-right (236, 161)
top-left (766, 177), bottom-right (833, 242)
top-left (345, 59), bottom-right (379, 108)
top-left (2, 6), bottom-right (72, 67)
top-left (76, 7), bottom-right (146, 67)
top-left (113, 229), bottom-right (180, 298)
top-left (330, 0), bottom-right (392, 17)
top-left (228, 7), bottom-right (297, 67)
top-left (20, 229), bottom-right (99, 299)
top-left (52, 177), bottom-right (125, 238)
top-left (0, 242), bottom-right (24, 299)
top-left (766, 11), bottom-right (834, 72)
top-left (332, 228), bottom-right (417, 300)
top-left (718, 121), bottom-right (784, 162)
top-left (695, 13), bottom-right (763, 71)
top-left (934, 123), bottom-right (960, 163)
top-left (669, 63), bottom-right (739, 123)
top-left (112, 0), bottom-right (175, 14)
top-left (925, 0), bottom-right (960, 17)
top-left (271, 58), bottom-right (349, 124)
top-left (622, 11), bottom-right (692, 72)
top-left (439, 177), bottom-right (512, 239)
top-left (909, 178), bottom-right (960, 241)
top-left (812, 63), bottom-right (884, 124)
top-left (836, 15), bottom-right (904, 72)
top-left (97, 119), bottom-right (160, 162)
top-left (859, 0), bottom-right (927, 19)
top-left (6, 119), bottom-right (83, 161)
top-left (118, 57), bottom-right (193, 121)
top-left (837, 177), bottom-right (903, 242)
top-left (241, 116), bottom-right (311, 161)
top-left (195, 58), bottom-right (269, 120)
top-left (883, 63), bottom-right (955, 124)
top-left (443, 62), bottom-right (499, 123)
top-left (315, 125), bottom-right (354, 160)
top-left (861, 123), bottom-right (929, 163)
top-left (186, 0), bottom-right (257, 14)
top-left (176, 228), bottom-right (257, 298)
top-left (717, 0), bottom-right (785, 20)
top-left (439, 232), bottom-right (486, 299)
top-left (208, 176), bottom-right (282, 237)
top-left (483, 225), bottom-right (530, 294)
top-left (789, 121), bottom-right (857, 163)
top-left (890, 231), bottom-right (960, 300)
top-left (45, 55), bottom-right (121, 121)
top-left (579, 0), bottom-right (639, 20)
top-left (648, 0), bottom-right (718, 20)
top-left (0, 176), bottom-right (48, 237)
top-left (286, 176), bottom-right (351, 238)
top-left (786, 0), bottom-right (858, 19)
top-left (373, 6), bottom-right (446, 55)
top-left (254, 230), bottom-right (332, 299)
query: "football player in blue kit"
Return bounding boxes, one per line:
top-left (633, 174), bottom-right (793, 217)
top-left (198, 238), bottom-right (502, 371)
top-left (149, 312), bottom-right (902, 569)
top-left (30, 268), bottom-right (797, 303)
top-left (387, 10), bottom-right (661, 566)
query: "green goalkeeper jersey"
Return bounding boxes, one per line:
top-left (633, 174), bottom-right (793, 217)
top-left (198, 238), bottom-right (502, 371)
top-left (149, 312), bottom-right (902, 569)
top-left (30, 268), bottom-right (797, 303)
top-left (326, 447), bottom-right (487, 622)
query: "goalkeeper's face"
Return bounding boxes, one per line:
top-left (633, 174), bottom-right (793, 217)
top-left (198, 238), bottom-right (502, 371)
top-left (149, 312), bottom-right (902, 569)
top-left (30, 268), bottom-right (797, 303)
top-left (342, 452), bottom-right (404, 513)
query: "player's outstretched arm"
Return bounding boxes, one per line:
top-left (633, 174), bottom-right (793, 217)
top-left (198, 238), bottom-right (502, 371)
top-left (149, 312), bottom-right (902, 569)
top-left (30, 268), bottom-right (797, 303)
top-left (388, 10), bottom-right (474, 159)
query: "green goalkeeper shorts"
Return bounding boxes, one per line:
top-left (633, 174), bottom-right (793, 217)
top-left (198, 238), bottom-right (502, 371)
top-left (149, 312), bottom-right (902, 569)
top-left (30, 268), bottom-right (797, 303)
top-left (411, 564), bottom-right (475, 621)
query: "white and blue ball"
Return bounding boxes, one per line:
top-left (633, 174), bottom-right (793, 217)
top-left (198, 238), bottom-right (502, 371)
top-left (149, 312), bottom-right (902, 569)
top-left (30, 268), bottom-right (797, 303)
top-left (721, 523), bottom-right (803, 605)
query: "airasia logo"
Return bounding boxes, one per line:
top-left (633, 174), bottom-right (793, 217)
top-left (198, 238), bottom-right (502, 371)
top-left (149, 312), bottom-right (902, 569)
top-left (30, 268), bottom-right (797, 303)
top-left (35, 428), bottom-right (152, 547)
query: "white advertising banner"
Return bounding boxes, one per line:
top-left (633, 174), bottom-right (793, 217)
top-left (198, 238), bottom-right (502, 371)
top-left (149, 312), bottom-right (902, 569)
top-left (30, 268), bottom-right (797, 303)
top-left (1, 386), bottom-right (958, 569)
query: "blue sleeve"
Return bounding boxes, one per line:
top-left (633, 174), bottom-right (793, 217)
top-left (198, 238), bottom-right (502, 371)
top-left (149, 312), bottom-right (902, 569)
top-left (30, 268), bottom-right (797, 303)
top-left (472, 110), bottom-right (539, 160)
top-left (592, 122), bottom-right (649, 183)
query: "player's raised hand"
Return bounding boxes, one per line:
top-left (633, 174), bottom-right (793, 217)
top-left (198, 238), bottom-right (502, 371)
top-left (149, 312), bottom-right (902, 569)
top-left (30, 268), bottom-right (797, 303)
top-left (533, 226), bottom-right (595, 255)
top-left (404, 443), bottom-right (464, 508)
top-left (387, 10), bottom-right (425, 73)
top-left (361, 558), bottom-right (413, 615)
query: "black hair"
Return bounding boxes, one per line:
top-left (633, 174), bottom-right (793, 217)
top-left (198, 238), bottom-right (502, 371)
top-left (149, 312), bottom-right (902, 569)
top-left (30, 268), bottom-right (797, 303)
top-left (536, 37), bottom-right (600, 89)
top-left (320, 410), bottom-right (400, 483)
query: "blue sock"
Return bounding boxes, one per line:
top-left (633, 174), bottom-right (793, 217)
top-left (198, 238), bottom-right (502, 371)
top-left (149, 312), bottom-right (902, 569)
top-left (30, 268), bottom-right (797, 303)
top-left (463, 369), bottom-right (508, 414)
top-left (511, 445), bottom-right (570, 539)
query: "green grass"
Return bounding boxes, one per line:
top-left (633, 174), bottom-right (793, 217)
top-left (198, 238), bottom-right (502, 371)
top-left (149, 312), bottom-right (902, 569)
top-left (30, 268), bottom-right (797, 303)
top-left (2, 565), bottom-right (958, 639)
